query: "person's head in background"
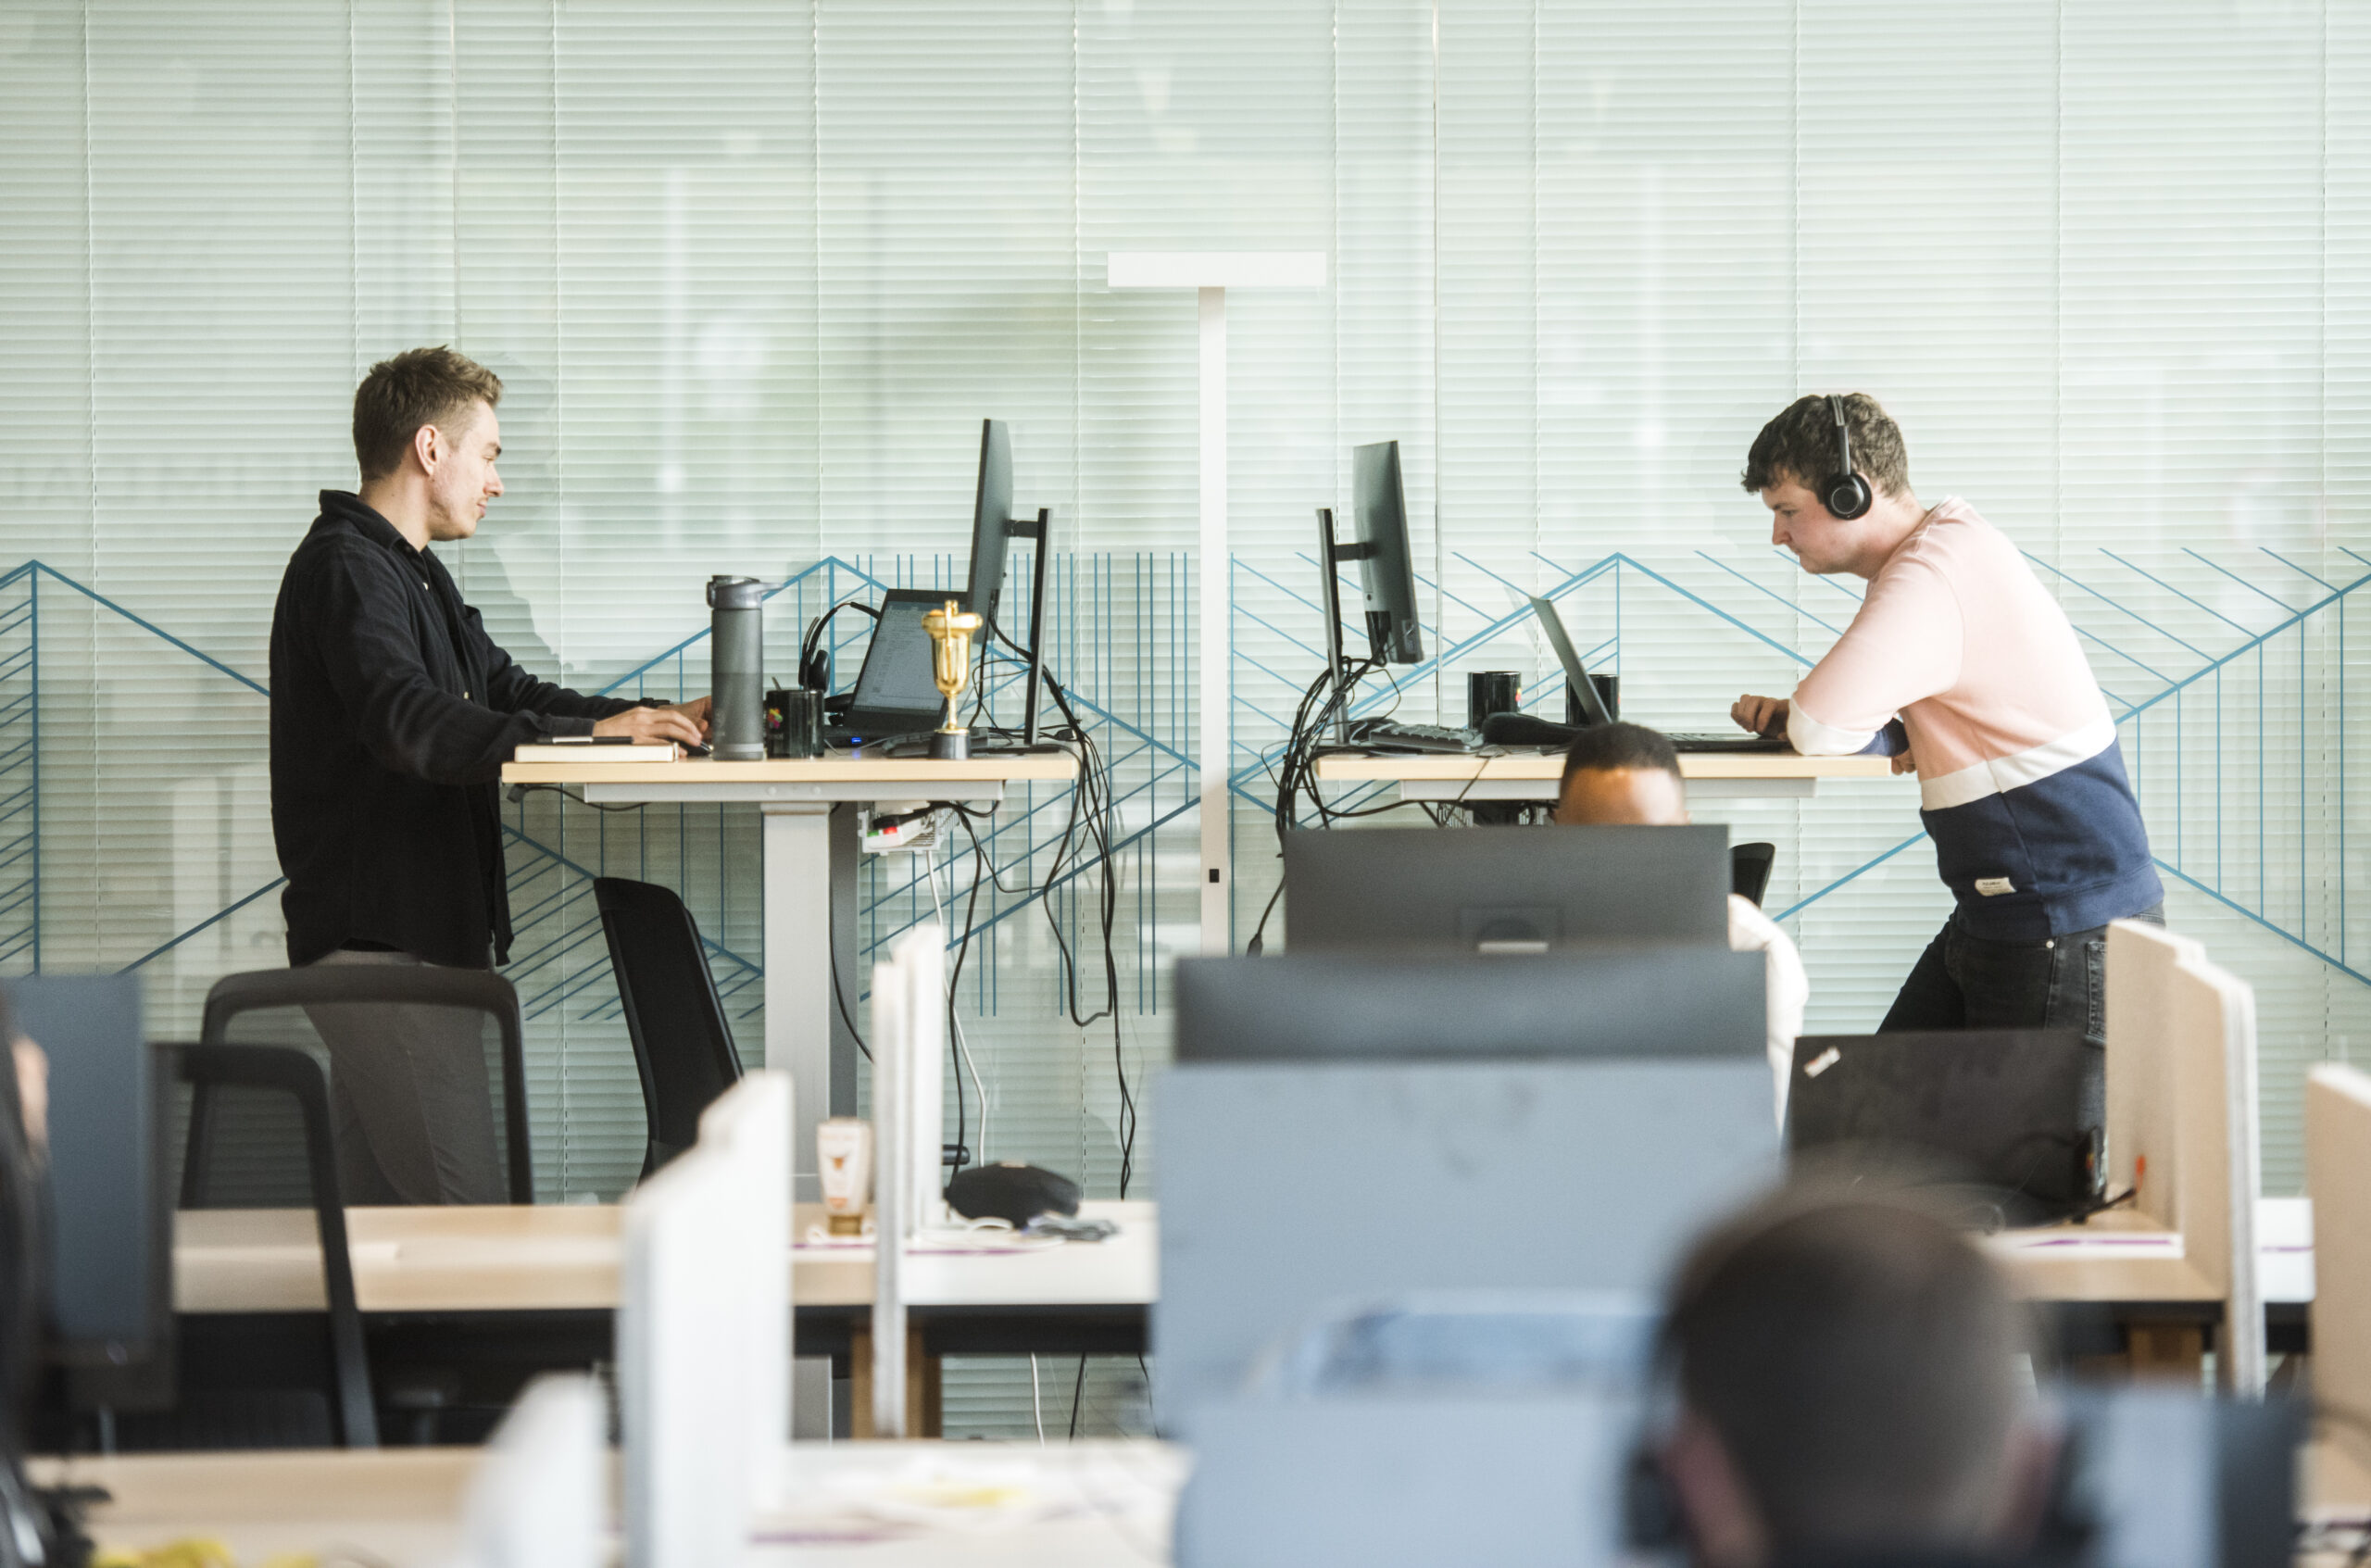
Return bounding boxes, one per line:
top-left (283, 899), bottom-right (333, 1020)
top-left (1655, 1191), bottom-right (2050, 1567)
top-left (1741, 393), bottom-right (1926, 582)
top-left (1553, 721), bottom-right (1688, 827)
top-left (352, 345), bottom-right (506, 550)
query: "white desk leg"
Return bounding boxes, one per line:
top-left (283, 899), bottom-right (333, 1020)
top-left (762, 802), bottom-right (857, 1204)
top-left (764, 802), bottom-right (856, 1442)
top-left (1198, 283), bottom-right (1230, 955)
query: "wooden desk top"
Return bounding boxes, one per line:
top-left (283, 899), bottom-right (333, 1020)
top-left (1310, 750), bottom-right (1897, 784)
top-left (1987, 1208), bottom-right (2222, 1304)
top-left (175, 1200), bottom-right (1157, 1315)
top-left (2306, 1431), bottom-right (2371, 1520)
top-left (32, 1448), bottom-right (475, 1566)
top-left (501, 753), bottom-right (1079, 787)
top-left (180, 1196), bottom-right (2276, 1315)
top-left (31, 1441), bottom-right (1186, 1568)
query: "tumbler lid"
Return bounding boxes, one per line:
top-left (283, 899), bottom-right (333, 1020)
top-left (706, 574), bottom-right (765, 610)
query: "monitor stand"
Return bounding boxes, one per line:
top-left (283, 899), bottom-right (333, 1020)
top-left (980, 508), bottom-right (1052, 748)
top-left (1315, 507), bottom-right (1377, 744)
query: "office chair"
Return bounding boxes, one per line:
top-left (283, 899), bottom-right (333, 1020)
top-left (182, 965), bottom-right (534, 1207)
top-left (592, 876), bottom-right (746, 1178)
top-left (1732, 842), bottom-right (1776, 909)
top-left (153, 1043), bottom-right (379, 1449)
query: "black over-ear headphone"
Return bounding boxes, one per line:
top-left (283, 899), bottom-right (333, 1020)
top-left (1821, 395), bottom-right (1874, 521)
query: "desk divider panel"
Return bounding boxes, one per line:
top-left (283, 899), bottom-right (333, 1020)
top-left (2309, 1064), bottom-right (2371, 1466)
top-left (2104, 920), bottom-right (2264, 1393)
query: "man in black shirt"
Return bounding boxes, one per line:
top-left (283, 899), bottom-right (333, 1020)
top-left (271, 346), bottom-right (706, 1202)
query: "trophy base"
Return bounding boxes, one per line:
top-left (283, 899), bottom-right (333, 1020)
top-left (929, 728), bottom-right (971, 761)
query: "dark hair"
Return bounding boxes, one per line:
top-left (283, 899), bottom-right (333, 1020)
top-left (1740, 393), bottom-right (1910, 501)
top-left (1665, 1194), bottom-right (2027, 1554)
top-left (1560, 721), bottom-right (1682, 790)
top-left (352, 346), bottom-right (504, 483)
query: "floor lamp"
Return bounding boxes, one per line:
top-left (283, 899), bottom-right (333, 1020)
top-left (1106, 250), bottom-right (1328, 954)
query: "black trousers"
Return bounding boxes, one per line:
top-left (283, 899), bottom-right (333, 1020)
top-left (1877, 903), bottom-right (2166, 1046)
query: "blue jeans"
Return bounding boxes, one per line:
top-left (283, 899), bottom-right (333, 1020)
top-left (1877, 904), bottom-right (2165, 1047)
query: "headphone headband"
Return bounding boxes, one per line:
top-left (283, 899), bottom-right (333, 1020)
top-left (1821, 394), bottom-right (1874, 521)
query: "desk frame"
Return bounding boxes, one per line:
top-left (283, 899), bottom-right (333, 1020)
top-left (501, 756), bottom-right (1076, 1201)
top-left (1310, 749), bottom-right (1897, 803)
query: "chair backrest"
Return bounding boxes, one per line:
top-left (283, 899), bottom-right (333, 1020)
top-left (194, 964), bottom-right (533, 1205)
top-left (172, 1042), bottom-right (378, 1448)
top-left (593, 878), bottom-right (746, 1176)
top-left (1730, 842), bottom-right (1775, 908)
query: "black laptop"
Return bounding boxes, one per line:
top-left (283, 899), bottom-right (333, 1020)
top-left (827, 587), bottom-right (958, 745)
top-left (1785, 1028), bottom-right (2104, 1225)
top-left (1528, 595), bottom-right (1789, 753)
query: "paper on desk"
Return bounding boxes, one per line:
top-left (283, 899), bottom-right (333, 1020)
top-left (796, 1224), bottom-right (1064, 1255)
top-left (1986, 1230), bottom-right (2186, 1259)
top-left (196, 1240), bottom-right (405, 1268)
top-left (754, 1445), bottom-right (1183, 1545)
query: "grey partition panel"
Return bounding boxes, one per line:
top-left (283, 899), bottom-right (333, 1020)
top-left (1153, 1058), bottom-right (1778, 1430)
top-left (1173, 947), bottom-right (1765, 1062)
top-left (1177, 1393), bottom-right (1642, 1568)
top-left (8, 974), bottom-right (166, 1362)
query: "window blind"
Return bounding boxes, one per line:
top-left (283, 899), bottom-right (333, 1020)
top-left (6, 0), bottom-right (2370, 1436)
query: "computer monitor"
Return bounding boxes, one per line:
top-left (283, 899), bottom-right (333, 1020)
top-left (960, 419), bottom-right (1051, 743)
top-left (6, 976), bottom-right (172, 1380)
top-left (1284, 824), bottom-right (1730, 951)
top-left (1351, 441), bottom-right (1424, 664)
top-left (963, 419), bottom-right (1017, 636)
top-left (1157, 947), bottom-right (1777, 1428)
top-left (1173, 947), bottom-right (1764, 1064)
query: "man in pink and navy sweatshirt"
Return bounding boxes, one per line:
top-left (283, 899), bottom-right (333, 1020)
top-left (1730, 393), bottom-right (2163, 1042)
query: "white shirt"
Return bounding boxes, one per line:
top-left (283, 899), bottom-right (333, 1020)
top-left (1726, 893), bottom-right (1808, 1127)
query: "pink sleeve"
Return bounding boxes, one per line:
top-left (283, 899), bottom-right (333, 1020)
top-left (1787, 558), bottom-right (1963, 755)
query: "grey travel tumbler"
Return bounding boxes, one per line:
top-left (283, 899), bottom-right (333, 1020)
top-left (707, 575), bottom-right (767, 761)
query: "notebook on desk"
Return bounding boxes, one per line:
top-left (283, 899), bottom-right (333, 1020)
top-left (1528, 596), bottom-right (1789, 754)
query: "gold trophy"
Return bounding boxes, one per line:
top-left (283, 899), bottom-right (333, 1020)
top-left (921, 597), bottom-right (983, 759)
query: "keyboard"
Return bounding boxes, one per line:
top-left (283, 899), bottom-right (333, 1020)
top-left (1477, 712), bottom-right (1790, 754)
top-left (1665, 733), bottom-right (1792, 754)
top-left (1340, 719), bottom-right (1483, 754)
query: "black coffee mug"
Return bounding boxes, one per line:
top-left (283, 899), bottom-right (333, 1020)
top-left (1565, 674), bottom-right (1620, 726)
top-left (1467, 671), bottom-right (1523, 729)
top-left (766, 688), bottom-right (824, 759)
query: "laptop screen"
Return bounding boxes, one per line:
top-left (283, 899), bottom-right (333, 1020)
top-left (1525, 596), bottom-right (1614, 726)
top-left (849, 588), bottom-right (960, 718)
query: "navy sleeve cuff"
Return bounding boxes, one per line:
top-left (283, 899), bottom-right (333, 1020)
top-left (1855, 719), bottom-right (1910, 757)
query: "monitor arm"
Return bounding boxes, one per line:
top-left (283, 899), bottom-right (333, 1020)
top-left (1316, 508), bottom-right (1378, 744)
top-left (1002, 508), bottom-right (1052, 745)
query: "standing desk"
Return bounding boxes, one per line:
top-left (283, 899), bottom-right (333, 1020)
top-left (31, 1440), bottom-right (1186, 1568)
top-left (175, 1198), bottom-right (1154, 1327)
top-left (1310, 748), bottom-right (1898, 803)
top-left (173, 1196), bottom-right (2304, 1348)
top-left (498, 754), bottom-right (1079, 1201)
top-left (176, 1198), bottom-right (1153, 1440)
